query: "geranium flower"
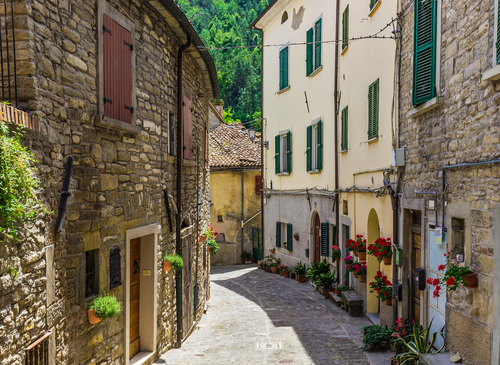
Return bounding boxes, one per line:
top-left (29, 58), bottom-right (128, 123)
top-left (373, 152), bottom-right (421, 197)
top-left (432, 278), bottom-right (440, 286)
top-left (446, 277), bottom-right (455, 286)
top-left (438, 264), bottom-right (445, 271)
top-left (426, 278), bottom-right (433, 285)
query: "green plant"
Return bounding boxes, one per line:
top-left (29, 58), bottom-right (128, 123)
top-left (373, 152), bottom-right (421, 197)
top-left (292, 232), bottom-right (298, 237)
top-left (292, 262), bottom-right (308, 276)
top-left (0, 121), bottom-right (47, 241)
top-left (345, 234), bottom-right (367, 253)
top-left (163, 253), bottom-right (183, 271)
top-left (9, 266), bottom-right (17, 278)
top-left (427, 250), bottom-right (474, 298)
top-left (241, 250), bottom-right (251, 259)
top-left (88, 293), bottom-right (122, 320)
top-left (369, 271), bottom-right (393, 300)
top-left (333, 283), bottom-right (354, 295)
top-left (360, 324), bottom-right (393, 349)
top-left (316, 271), bottom-right (336, 290)
top-left (278, 264), bottom-right (289, 272)
top-left (395, 320), bottom-right (445, 364)
top-left (331, 245), bottom-right (341, 260)
top-left (306, 259), bottom-right (330, 281)
top-left (367, 237), bottom-right (392, 262)
top-left (268, 247), bottom-right (275, 252)
top-left (207, 238), bottom-right (219, 254)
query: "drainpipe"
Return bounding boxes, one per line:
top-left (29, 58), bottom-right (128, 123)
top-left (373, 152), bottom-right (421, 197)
top-left (334, 0), bottom-right (340, 270)
top-left (241, 171), bottom-right (245, 263)
top-left (175, 34), bottom-right (191, 348)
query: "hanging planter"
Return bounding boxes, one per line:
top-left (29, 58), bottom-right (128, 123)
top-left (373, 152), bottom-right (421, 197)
top-left (358, 251), bottom-right (366, 261)
top-left (198, 234), bottom-right (207, 243)
top-left (207, 247), bottom-right (211, 253)
top-left (385, 298), bottom-right (393, 306)
top-left (87, 294), bottom-right (122, 324)
top-left (359, 275), bottom-right (366, 283)
top-left (87, 309), bottom-right (101, 324)
top-left (383, 256), bottom-right (392, 265)
top-left (163, 253), bottom-right (183, 273)
top-left (269, 248), bottom-right (276, 254)
top-left (463, 272), bottom-right (478, 288)
top-left (354, 252), bottom-right (359, 257)
top-left (163, 261), bottom-right (172, 272)
top-left (292, 233), bottom-right (299, 241)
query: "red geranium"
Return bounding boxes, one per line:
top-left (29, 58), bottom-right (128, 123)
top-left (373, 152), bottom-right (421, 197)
top-left (367, 237), bottom-right (393, 262)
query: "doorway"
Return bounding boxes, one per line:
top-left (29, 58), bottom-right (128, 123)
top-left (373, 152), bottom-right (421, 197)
top-left (314, 214), bottom-right (321, 262)
top-left (130, 238), bottom-right (141, 359)
top-left (367, 209), bottom-right (380, 314)
top-left (181, 231), bottom-right (194, 338)
top-left (411, 212), bottom-right (422, 326)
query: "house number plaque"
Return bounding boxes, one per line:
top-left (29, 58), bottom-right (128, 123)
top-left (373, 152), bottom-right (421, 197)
top-left (110, 247), bottom-right (122, 289)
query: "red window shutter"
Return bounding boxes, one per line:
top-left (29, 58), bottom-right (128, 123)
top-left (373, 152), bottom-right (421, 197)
top-left (255, 175), bottom-right (262, 195)
top-left (103, 14), bottom-right (133, 124)
top-left (183, 95), bottom-right (193, 160)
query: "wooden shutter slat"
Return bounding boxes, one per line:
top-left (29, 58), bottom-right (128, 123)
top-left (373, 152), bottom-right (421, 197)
top-left (306, 125), bottom-right (312, 172)
top-left (306, 28), bottom-right (314, 76)
top-left (284, 47), bottom-right (289, 88)
top-left (286, 131), bottom-right (292, 173)
top-left (275, 135), bottom-right (280, 174)
top-left (255, 176), bottom-right (262, 194)
top-left (287, 224), bottom-right (293, 251)
top-left (368, 83), bottom-right (373, 138)
top-left (317, 121), bottom-right (323, 170)
top-left (276, 222), bottom-right (281, 248)
top-left (320, 222), bottom-right (329, 257)
top-left (314, 19), bottom-right (322, 70)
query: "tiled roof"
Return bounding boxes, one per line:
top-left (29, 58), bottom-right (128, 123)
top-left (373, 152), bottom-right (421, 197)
top-left (209, 123), bottom-right (262, 168)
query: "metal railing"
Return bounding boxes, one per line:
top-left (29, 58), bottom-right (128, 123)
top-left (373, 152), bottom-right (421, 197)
top-left (25, 332), bottom-right (52, 365)
top-left (0, 0), bottom-right (17, 107)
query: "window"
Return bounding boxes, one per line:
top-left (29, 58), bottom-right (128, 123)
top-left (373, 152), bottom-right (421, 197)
top-left (451, 218), bottom-right (465, 262)
top-left (183, 95), bottom-right (193, 160)
top-left (218, 215), bottom-right (223, 222)
top-left (413, 0), bottom-right (437, 105)
top-left (85, 249), bottom-right (99, 298)
top-left (341, 106), bottom-right (348, 151)
top-left (306, 19), bottom-right (322, 76)
top-left (275, 222), bottom-right (292, 251)
top-left (320, 222), bottom-right (329, 257)
top-left (307, 121), bottom-right (323, 172)
top-left (368, 79), bottom-right (379, 140)
top-left (279, 47), bottom-right (289, 90)
top-left (343, 200), bottom-right (348, 215)
top-left (370, 0), bottom-right (379, 11)
top-left (255, 175), bottom-right (262, 195)
top-left (103, 14), bottom-right (134, 124)
top-left (275, 132), bottom-right (292, 174)
top-left (342, 6), bottom-right (349, 51)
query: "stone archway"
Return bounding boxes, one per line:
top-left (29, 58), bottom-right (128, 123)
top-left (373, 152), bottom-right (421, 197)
top-left (367, 208), bottom-right (380, 314)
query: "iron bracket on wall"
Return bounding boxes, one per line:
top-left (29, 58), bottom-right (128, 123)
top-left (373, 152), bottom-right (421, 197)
top-left (123, 40), bottom-right (133, 50)
top-left (103, 25), bottom-right (112, 35)
top-left (124, 105), bottom-right (133, 112)
top-left (104, 97), bottom-right (113, 104)
top-left (55, 156), bottom-right (73, 234)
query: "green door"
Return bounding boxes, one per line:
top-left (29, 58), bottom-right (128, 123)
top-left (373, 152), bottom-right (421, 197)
top-left (252, 227), bottom-right (262, 262)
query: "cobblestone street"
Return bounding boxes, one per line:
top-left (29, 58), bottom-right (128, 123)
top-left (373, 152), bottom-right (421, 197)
top-left (156, 265), bottom-right (392, 365)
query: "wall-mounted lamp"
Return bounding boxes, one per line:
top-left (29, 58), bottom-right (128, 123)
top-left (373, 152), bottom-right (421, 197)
top-left (248, 126), bottom-right (269, 149)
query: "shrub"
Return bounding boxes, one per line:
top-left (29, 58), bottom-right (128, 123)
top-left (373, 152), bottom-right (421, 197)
top-left (241, 250), bottom-right (251, 259)
top-left (316, 271), bottom-right (336, 290)
top-left (360, 324), bottom-right (392, 349)
top-left (88, 294), bottom-right (122, 320)
top-left (292, 262), bottom-right (308, 276)
top-left (207, 238), bottom-right (219, 254)
top-left (163, 253), bottom-right (183, 271)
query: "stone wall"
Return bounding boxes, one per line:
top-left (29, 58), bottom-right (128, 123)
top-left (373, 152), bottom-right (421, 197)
top-left (399, 1), bottom-right (497, 363)
top-left (0, 0), bottom-right (213, 364)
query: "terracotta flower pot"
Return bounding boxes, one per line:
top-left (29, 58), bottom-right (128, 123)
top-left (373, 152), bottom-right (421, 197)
top-left (354, 274), bottom-right (358, 278)
top-left (293, 236), bottom-right (299, 241)
top-left (88, 309), bottom-right (101, 324)
top-left (357, 251), bottom-right (366, 261)
top-left (383, 256), bottom-right (392, 265)
top-left (163, 261), bottom-right (172, 272)
top-left (245, 259), bottom-right (251, 264)
top-left (335, 257), bottom-right (340, 262)
top-left (385, 298), bottom-right (393, 306)
top-left (208, 247), bottom-right (211, 253)
top-left (354, 252), bottom-right (359, 257)
top-left (324, 289), bottom-right (333, 299)
top-left (198, 235), bottom-right (207, 243)
top-left (271, 267), bottom-right (278, 274)
top-left (270, 249), bottom-right (275, 254)
top-left (358, 275), bottom-right (366, 282)
top-left (284, 271), bottom-right (290, 278)
top-left (463, 272), bottom-right (478, 288)
top-left (298, 275), bottom-right (306, 283)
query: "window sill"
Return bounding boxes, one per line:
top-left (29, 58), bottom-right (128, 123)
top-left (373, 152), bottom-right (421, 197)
top-left (94, 115), bottom-right (141, 135)
top-left (277, 86), bottom-right (291, 95)
top-left (483, 64), bottom-right (500, 81)
top-left (307, 170), bottom-right (321, 174)
top-left (369, 0), bottom-right (381, 17)
top-left (308, 66), bottom-right (323, 78)
top-left (366, 137), bottom-right (379, 144)
top-left (182, 159), bottom-right (197, 167)
top-left (341, 149), bottom-right (348, 153)
top-left (130, 351), bottom-right (156, 365)
top-left (341, 46), bottom-right (348, 56)
top-left (408, 96), bottom-right (443, 118)
top-left (277, 172), bottom-right (290, 176)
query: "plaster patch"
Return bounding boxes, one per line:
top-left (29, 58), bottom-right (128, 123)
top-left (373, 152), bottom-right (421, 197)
top-left (291, 6), bottom-right (305, 30)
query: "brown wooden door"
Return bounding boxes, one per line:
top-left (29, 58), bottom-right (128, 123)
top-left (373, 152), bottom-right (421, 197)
top-left (412, 216), bottom-right (422, 326)
top-left (182, 235), bottom-right (194, 338)
top-left (130, 238), bottom-right (141, 359)
top-left (314, 214), bottom-right (321, 262)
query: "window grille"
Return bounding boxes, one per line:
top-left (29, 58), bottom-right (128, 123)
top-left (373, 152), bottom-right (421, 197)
top-left (85, 249), bottom-right (98, 298)
top-left (25, 332), bottom-right (52, 365)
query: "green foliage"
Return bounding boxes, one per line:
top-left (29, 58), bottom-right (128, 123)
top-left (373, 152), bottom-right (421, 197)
top-left (163, 253), bottom-right (184, 271)
top-left (316, 271), bottom-right (336, 290)
top-left (241, 250), bottom-right (251, 259)
top-left (291, 262), bottom-right (308, 276)
top-left (178, 0), bottom-right (268, 129)
top-left (306, 259), bottom-right (330, 281)
top-left (0, 121), bottom-right (46, 241)
top-left (395, 320), bottom-right (445, 364)
top-left (88, 293), bottom-right (122, 320)
top-left (9, 266), bottom-right (17, 278)
top-left (360, 324), bottom-right (393, 349)
top-left (207, 238), bottom-right (219, 255)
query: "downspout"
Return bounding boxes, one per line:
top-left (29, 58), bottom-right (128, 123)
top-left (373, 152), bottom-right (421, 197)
top-left (334, 0), bottom-right (340, 267)
top-left (176, 34), bottom-right (192, 348)
top-left (258, 27), bottom-right (265, 260)
top-left (241, 171), bottom-right (245, 263)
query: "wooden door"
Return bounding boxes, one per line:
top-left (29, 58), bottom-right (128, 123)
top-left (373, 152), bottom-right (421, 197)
top-left (314, 214), bottom-right (321, 262)
top-left (182, 235), bottom-right (194, 337)
top-left (412, 214), bottom-right (421, 326)
top-left (130, 238), bottom-right (141, 359)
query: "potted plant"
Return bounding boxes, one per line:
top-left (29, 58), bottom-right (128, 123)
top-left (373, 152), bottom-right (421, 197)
top-left (268, 247), bottom-right (276, 254)
top-left (350, 262), bottom-right (367, 282)
top-left (333, 283), bottom-right (354, 303)
top-left (367, 237), bottom-right (393, 265)
top-left (390, 317), bottom-right (414, 354)
top-left (283, 241), bottom-right (287, 249)
top-left (395, 320), bottom-right (445, 364)
top-left (162, 252), bottom-right (183, 272)
top-left (346, 235), bottom-right (367, 260)
top-left (292, 232), bottom-right (299, 241)
top-left (203, 226), bottom-right (220, 254)
top-left (87, 293), bottom-right (122, 324)
top-left (332, 245), bottom-right (341, 262)
top-left (292, 262), bottom-right (308, 282)
top-left (369, 271), bottom-right (393, 306)
top-left (241, 250), bottom-right (252, 264)
top-left (306, 259), bottom-right (330, 285)
top-left (426, 250), bottom-right (478, 298)
top-left (270, 262), bottom-right (279, 273)
top-left (280, 265), bottom-right (290, 278)
top-left (278, 264), bottom-right (287, 276)
top-left (316, 271), bottom-right (336, 299)
top-left (360, 324), bottom-right (393, 350)
top-left (343, 254), bottom-right (354, 266)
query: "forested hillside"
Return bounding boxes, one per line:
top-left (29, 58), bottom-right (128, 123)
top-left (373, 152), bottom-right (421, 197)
top-left (178, 0), bottom-right (268, 129)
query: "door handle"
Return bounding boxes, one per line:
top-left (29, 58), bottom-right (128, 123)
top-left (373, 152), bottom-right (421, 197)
top-left (133, 259), bottom-right (141, 274)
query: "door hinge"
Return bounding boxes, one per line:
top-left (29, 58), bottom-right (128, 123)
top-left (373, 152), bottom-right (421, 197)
top-left (124, 105), bottom-right (133, 112)
top-left (123, 40), bottom-right (133, 50)
top-left (103, 26), bottom-right (112, 35)
top-left (104, 97), bottom-right (113, 104)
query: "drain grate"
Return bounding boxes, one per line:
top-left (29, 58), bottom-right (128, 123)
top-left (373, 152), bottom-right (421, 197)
top-left (256, 342), bottom-right (282, 350)
top-left (279, 360), bottom-right (293, 364)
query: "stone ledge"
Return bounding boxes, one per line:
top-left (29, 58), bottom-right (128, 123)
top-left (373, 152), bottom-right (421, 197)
top-left (341, 291), bottom-right (363, 306)
top-left (483, 64), bottom-right (500, 81)
top-left (329, 291), bottom-right (342, 306)
top-left (419, 353), bottom-right (456, 365)
top-left (94, 114), bottom-right (141, 135)
top-left (408, 96), bottom-right (443, 118)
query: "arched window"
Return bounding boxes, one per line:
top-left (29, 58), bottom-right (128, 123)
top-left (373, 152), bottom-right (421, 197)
top-left (281, 11), bottom-right (288, 24)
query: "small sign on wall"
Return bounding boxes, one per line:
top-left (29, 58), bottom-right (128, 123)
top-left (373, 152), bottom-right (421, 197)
top-left (143, 270), bottom-right (151, 276)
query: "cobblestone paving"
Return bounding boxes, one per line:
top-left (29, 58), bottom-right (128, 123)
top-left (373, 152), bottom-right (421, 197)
top-left (156, 265), bottom-right (392, 365)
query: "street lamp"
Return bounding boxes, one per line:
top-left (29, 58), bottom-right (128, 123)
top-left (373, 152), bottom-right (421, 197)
top-left (248, 126), bottom-right (256, 141)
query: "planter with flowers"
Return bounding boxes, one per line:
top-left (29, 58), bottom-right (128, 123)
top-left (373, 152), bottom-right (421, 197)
top-left (367, 237), bottom-right (393, 265)
top-left (278, 264), bottom-right (289, 277)
top-left (344, 254), bottom-right (354, 267)
top-left (204, 226), bottom-right (220, 254)
top-left (369, 271), bottom-right (393, 306)
top-left (333, 283), bottom-right (354, 303)
top-left (332, 245), bottom-right (341, 262)
top-left (349, 262), bottom-right (367, 282)
top-left (292, 232), bottom-right (299, 241)
top-left (426, 251), bottom-right (478, 298)
top-left (346, 235), bottom-right (367, 260)
top-left (390, 317), bottom-right (414, 353)
top-left (268, 247), bottom-right (276, 254)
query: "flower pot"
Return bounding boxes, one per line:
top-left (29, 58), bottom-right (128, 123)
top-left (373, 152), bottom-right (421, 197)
top-left (271, 267), bottom-right (278, 274)
top-left (198, 235), bottom-right (207, 243)
top-left (208, 247), bottom-right (211, 253)
top-left (385, 298), bottom-right (393, 306)
top-left (383, 256), bottom-right (392, 265)
top-left (324, 289), bottom-right (333, 299)
top-left (297, 275), bottom-right (306, 283)
top-left (341, 297), bottom-right (345, 304)
top-left (293, 236), bottom-right (299, 241)
top-left (335, 257), bottom-right (340, 262)
top-left (284, 271), bottom-right (290, 278)
top-left (280, 270), bottom-right (284, 276)
top-left (354, 252), bottom-right (359, 257)
top-left (245, 259), bottom-right (251, 264)
top-left (463, 272), bottom-right (478, 288)
top-left (354, 274), bottom-right (358, 278)
top-left (88, 309), bottom-right (101, 324)
top-left (270, 249), bottom-right (275, 254)
top-left (358, 275), bottom-right (366, 282)
top-left (357, 251), bottom-right (366, 261)
top-left (163, 261), bottom-right (172, 272)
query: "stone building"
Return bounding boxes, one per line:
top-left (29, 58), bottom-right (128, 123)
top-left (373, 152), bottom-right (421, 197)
top-left (0, 0), bottom-right (218, 365)
top-left (208, 123), bottom-right (262, 265)
top-left (397, 0), bottom-right (500, 364)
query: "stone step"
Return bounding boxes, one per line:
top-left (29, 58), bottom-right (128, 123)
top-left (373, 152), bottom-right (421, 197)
top-left (420, 353), bottom-right (463, 365)
top-left (341, 291), bottom-right (363, 316)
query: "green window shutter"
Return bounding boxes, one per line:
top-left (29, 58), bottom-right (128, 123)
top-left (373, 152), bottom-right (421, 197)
top-left (341, 106), bottom-right (348, 151)
top-left (287, 223), bottom-right (293, 251)
top-left (332, 226), bottom-right (337, 254)
top-left (320, 222), bottom-right (329, 257)
top-left (317, 121), bottom-right (323, 170)
top-left (286, 131), bottom-right (292, 173)
top-left (306, 125), bottom-right (312, 172)
top-left (413, 0), bottom-right (437, 105)
top-left (370, 0), bottom-right (378, 10)
top-left (277, 222), bottom-right (282, 248)
top-left (279, 47), bottom-right (289, 89)
top-left (314, 19), bottom-right (322, 70)
top-left (368, 79), bottom-right (379, 140)
top-left (497, 0), bottom-right (500, 64)
top-left (279, 49), bottom-right (284, 90)
top-left (275, 135), bottom-right (280, 174)
top-left (306, 28), bottom-right (314, 76)
top-left (342, 6), bottom-right (349, 50)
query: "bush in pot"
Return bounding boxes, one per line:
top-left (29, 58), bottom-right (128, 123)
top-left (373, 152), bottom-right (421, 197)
top-left (163, 252), bottom-right (183, 272)
top-left (395, 320), bottom-right (444, 364)
top-left (331, 245), bottom-right (341, 262)
top-left (390, 317), bottom-right (414, 354)
top-left (316, 271), bottom-right (336, 298)
top-left (360, 324), bottom-right (393, 350)
top-left (203, 226), bottom-right (220, 254)
top-left (87, 293), bottom-right (122, 324)
top-left (369, 271), bottom-right (393, 305)
top-left (306, 259), bottom-right (330, 284)
top-left (346, 234), bottom-right (367, 259)
top-left (292, 262), bottom-right (308, 282)
top-left (367, 237), bottom-right (393, 265)
top-left (241, 250), bottom-right (251, 263)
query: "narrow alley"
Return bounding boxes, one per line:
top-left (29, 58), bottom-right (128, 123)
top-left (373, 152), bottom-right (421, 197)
top-left (156, 266), bottom-right (391, 365)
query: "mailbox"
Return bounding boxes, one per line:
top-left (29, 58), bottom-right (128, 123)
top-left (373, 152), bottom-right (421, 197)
top-left (305, 248), bottom-right (309, 258)
top-left (394, 283), bottom-right (403, 302)
top-left (395, 250), bottom-right (403, 266)
top-left (414, 268), bottom-right (426, 290)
